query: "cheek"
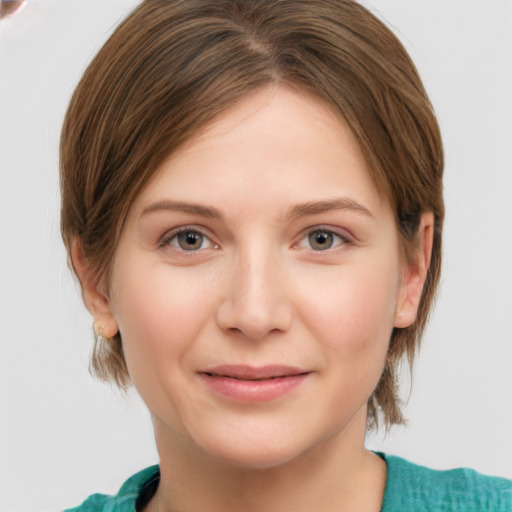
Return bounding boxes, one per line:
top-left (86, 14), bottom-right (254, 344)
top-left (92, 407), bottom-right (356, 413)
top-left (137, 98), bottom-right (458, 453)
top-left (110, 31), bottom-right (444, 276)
top-left (297, 256), bottom-right (400, 356)
top-left (109, 259), bottom-right (216, 381)
top-left (303, 261), bottom-right (400, 410)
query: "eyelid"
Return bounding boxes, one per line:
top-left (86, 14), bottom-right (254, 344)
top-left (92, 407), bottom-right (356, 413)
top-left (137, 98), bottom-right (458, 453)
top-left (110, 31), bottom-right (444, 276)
top-left (159, 225), bottom-right (218, 250)
top-left (295, 225), bottom-right (354, 250)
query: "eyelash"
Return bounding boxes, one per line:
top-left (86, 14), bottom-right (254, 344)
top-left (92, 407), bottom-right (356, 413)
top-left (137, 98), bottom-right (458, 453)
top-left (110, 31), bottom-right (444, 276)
top-left (296, 227), bottom-right (353, 252)
top-left (160, 226), bottom-right (216, 252)
top-left (160, 225), bottom-right (352, 254)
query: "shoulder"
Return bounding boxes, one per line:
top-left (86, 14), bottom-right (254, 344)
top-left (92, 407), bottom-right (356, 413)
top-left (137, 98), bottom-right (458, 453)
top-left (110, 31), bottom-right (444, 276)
top-left (379, 452), bottom-right (512, 512)
top-left (63, 465), bottom-right (160, 512)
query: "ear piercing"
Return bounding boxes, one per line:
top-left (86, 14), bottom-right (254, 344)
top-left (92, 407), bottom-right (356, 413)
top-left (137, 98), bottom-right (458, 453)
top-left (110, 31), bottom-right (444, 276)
top-left (93, 320), bottom-right (106, 338)
top-left (93, 318), bottom-right (119, 339)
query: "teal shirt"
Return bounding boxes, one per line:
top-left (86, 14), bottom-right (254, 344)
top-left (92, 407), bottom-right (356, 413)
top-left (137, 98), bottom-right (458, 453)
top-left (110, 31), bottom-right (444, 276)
top-left (65, 453), bottom-right (512, 512)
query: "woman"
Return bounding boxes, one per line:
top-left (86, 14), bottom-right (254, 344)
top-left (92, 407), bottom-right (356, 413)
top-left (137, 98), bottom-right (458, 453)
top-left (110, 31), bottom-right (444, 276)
top-left (60, 0), bottom-right (511, 510)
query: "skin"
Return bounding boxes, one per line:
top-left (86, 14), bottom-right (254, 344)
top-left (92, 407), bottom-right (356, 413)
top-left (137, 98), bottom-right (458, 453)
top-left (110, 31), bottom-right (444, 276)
top-left (74, 86), bottom-right (433, 512)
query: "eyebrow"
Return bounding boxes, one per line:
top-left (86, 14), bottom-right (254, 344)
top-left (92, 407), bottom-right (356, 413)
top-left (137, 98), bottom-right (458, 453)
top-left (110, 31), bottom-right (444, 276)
top-left (141, 200), bottom-right (222, 219)
top-left (284, 198), bottom-right (374, 221)
top-left (140, 197), bottom-right (374, 221)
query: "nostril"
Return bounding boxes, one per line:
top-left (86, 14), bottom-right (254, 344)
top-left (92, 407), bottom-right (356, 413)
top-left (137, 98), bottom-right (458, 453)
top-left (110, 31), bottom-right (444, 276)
top-left (216, 271), bottom-right (292, 339)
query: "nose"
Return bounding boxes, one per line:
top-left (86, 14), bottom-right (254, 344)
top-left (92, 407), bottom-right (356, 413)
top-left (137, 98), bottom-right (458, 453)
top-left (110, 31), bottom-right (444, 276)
top-left (216, 246), bottom-right (292, 340)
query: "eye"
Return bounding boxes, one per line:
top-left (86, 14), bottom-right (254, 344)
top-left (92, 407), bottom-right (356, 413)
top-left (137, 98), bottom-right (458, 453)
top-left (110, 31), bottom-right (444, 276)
top-left (165, 228), bottom-right (214, 251)
top-left (300, 228), bottom-right (349, 251)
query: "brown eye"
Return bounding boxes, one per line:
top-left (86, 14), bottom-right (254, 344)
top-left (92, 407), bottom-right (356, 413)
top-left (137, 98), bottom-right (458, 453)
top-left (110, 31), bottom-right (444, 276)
top-left (308, 230), bottom-right (334, 250)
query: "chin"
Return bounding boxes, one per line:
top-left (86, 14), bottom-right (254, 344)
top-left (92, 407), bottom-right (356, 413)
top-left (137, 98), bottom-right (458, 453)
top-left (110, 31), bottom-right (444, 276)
top-left (208, 442), bottom-right (306, 470)
top-left (188, 420), bottom-right (336, 471)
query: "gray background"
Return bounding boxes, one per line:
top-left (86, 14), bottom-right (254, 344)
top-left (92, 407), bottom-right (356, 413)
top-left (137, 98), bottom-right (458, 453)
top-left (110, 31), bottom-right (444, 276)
top-left (1, 1), bottom-right (511, 510)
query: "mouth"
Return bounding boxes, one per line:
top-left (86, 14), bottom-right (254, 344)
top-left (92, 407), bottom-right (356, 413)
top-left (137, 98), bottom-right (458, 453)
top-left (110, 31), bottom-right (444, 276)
top-left (204, 373), bottom-right (306, 381)
top-left (200, 365), bottom-right (310, 381)
top-left (198, 365), bottom-right (311, 402)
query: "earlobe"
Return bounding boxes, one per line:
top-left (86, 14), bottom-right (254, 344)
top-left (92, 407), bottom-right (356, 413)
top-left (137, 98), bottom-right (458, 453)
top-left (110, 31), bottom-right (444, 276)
top-left (71, 239), bottom-right (119, 338)
top-left (394, 212), bottom-right (434, 328)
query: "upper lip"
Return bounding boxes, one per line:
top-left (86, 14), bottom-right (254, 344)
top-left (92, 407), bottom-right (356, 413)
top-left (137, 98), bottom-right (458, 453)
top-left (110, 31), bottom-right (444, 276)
top-left (201, 365), bottom-right (309, 381)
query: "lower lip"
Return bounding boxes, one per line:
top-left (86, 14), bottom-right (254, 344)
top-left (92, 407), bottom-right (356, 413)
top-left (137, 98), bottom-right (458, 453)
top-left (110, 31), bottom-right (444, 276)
top-left (199, 373), bottom-right (309, 402)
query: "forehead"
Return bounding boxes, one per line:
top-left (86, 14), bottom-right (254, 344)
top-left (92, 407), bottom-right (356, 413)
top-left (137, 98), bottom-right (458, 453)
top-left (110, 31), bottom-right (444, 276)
top-left (131, 85), bottom-right (387, 220)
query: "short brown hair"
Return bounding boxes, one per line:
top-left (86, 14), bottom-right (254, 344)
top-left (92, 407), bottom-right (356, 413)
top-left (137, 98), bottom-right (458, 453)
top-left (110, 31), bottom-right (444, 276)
top-left (60, 0), bottom-right (444, 429)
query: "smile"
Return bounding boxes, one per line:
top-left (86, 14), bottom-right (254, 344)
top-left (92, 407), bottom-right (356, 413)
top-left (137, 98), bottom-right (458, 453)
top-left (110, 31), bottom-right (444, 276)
top-left (199, 365), bottom-right (311, 402)
top-left (205, 374), bottom-right (300, 381)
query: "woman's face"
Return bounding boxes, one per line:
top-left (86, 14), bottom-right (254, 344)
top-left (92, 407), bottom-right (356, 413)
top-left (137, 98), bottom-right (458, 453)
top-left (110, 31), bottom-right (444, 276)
top-left (102, 86), bottom-right (424, 468)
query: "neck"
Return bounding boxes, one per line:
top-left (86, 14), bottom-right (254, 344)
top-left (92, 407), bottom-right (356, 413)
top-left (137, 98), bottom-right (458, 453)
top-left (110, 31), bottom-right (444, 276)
top-left (147, 409), bottom-right (386, 512)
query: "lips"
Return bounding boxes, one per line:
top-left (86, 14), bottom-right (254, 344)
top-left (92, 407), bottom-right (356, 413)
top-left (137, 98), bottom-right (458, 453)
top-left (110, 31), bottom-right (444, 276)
top-left (202, 365), bottom-right (309, 380)
top-left (198, 365), bottom-right (310, 402)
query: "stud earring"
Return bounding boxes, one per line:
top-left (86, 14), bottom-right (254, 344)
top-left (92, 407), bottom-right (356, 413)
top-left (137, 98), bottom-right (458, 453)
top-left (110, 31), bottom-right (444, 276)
top-left (93, 318), bottom-right (119, 339)
top-left (93, 320), bottom-right (105, 338)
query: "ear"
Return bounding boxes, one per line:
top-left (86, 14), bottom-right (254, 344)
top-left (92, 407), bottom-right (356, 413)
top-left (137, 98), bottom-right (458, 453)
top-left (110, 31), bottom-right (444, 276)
top-left (71, 239), bottom-right (119, 338)
top-left (394, 212), bottom-right (435, 328)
